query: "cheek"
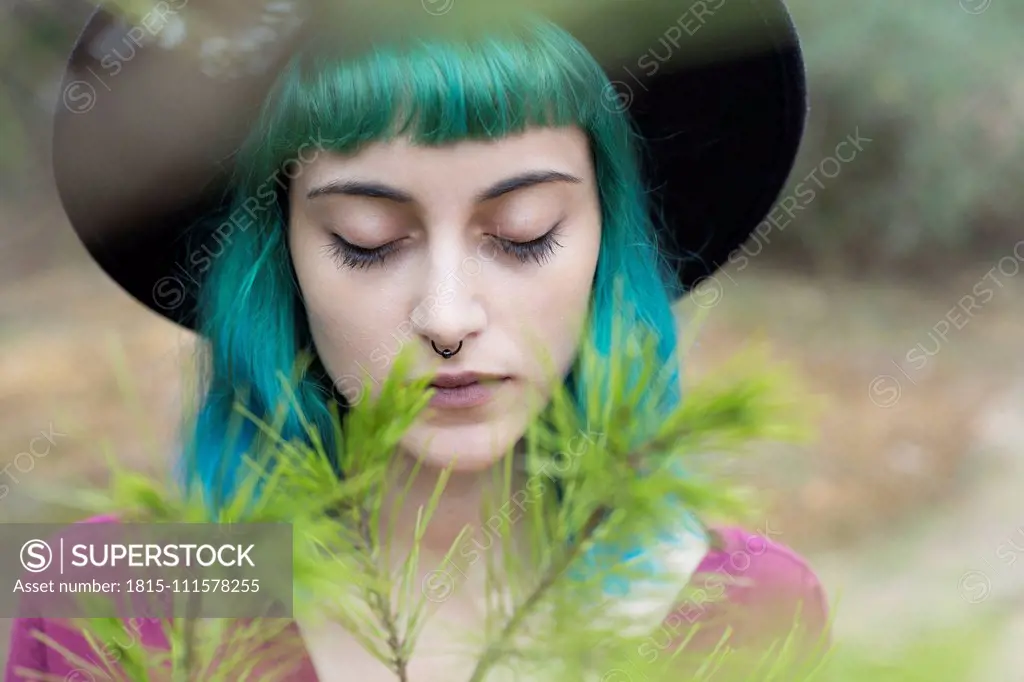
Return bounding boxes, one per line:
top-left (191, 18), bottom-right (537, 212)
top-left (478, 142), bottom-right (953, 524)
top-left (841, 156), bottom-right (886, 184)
top-left (290, 235), bottom-right (377, 377)
top-left (552, 225), bottom-right (600, 321)
top-left (304, 289), bottom-right (401, 404)
top-left (292, 243), bottom-right (344, 338)
top-left (512, 232), bottom-right (599, 369)
top-left (292, 269), bottom-right (418, 408)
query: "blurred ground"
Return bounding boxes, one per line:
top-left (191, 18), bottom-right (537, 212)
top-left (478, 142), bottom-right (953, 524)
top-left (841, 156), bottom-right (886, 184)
top-left (685, 267), bottom-right (1024, 679)
top-left (688, 266), bottom-right (1024, 551)
top-left (3, 198), bottom-right (1024, 676)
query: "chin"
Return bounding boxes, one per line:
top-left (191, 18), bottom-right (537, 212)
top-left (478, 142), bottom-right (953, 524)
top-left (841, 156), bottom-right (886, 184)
top-left (400, 419), bottom-right (524, 473)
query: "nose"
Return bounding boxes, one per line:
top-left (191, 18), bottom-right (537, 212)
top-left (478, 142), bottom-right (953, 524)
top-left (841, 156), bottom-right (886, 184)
top-left (410, 259), bottom-right (487, 353)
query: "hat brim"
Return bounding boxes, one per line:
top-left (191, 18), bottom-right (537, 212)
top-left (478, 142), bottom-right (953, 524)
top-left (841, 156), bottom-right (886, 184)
top-left (53, 0), bottom-right (806, 330)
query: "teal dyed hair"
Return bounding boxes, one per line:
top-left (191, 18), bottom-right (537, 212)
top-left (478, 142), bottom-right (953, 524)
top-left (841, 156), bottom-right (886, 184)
top-left (184, 18), bottom-right (686, 507)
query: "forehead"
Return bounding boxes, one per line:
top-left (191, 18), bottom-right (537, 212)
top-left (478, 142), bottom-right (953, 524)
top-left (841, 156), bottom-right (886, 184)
top-left (296, 126), bottom-right (594, 191)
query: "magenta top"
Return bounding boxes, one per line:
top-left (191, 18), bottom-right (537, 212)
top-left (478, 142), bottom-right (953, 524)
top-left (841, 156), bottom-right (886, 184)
top-left (4, 518), bottom-right (828, 680)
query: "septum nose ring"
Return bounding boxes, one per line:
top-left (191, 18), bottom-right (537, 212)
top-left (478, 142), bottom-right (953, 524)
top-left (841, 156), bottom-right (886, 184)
top-left (431, 340), bottom-right (463, 359)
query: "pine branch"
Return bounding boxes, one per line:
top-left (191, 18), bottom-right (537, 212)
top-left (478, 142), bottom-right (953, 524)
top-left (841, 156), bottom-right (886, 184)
top-left (467, 507), bottom-right (605, 682)
top-left (21, 303), bottom-right (828, 682)
top-left (357, 504), bottom-right (410, 681)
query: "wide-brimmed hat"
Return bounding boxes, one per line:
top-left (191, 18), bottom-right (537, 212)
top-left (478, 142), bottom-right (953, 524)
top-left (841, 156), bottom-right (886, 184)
top-left (53, 0), bottom-right (806, 330)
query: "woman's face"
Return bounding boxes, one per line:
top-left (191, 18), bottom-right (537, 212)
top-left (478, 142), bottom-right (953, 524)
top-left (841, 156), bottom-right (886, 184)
top-left (288, 126), bottom-right (602, 471)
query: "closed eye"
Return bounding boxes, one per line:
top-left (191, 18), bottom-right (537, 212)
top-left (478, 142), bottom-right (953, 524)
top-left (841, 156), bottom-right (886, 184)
top-left (491, 221), bottom-right (565, 265)
top-left (324, 221), bottom-right (565, 270)
top-left (323, 235), bottom-right (402, 270)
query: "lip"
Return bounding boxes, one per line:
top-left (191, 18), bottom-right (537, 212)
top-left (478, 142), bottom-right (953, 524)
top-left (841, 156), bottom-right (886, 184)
top-left (430, 372), bottom-right (507, 389)
top-left (427, 374), bottom-right (510, 409)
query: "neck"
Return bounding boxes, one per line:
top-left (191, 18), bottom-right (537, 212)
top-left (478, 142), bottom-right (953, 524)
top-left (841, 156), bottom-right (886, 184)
top-left (380, 452), bottom-right (526, 560)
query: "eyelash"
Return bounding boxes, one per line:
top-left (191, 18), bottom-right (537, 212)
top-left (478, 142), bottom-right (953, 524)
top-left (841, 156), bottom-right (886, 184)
top-left (325, 223), bottom-right (565, 270)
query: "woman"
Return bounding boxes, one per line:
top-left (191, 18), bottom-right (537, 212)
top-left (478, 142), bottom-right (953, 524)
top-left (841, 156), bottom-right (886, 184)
top-left (7, 0), bottom-right (827, 679)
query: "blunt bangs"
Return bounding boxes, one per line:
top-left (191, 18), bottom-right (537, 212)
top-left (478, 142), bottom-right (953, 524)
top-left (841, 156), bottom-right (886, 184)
top-left (239, 19), bottom-right (614, 181)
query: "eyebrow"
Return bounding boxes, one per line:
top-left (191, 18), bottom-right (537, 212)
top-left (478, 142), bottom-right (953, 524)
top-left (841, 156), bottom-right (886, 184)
top-left (473, 170), bottom-right (582, 202)
top-left (305, 170), bottom-right (582, 203)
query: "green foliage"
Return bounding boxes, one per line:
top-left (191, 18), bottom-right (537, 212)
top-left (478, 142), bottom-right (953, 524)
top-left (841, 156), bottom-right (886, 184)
top-left (17, 316), bottom-right (822, 681)
top-left (776, 0), bottom-right (1024, 272)
top-left (15, 311), bottom-right (1014, 680)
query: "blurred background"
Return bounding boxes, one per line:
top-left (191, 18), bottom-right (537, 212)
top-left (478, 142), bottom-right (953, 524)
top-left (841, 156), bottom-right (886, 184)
top-left (1, 0), bottom-right (1023, 677)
